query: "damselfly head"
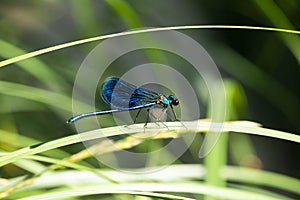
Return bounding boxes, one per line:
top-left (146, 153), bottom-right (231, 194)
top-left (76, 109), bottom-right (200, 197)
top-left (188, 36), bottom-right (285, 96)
top-left (168, 95), bottom-right (179, 106)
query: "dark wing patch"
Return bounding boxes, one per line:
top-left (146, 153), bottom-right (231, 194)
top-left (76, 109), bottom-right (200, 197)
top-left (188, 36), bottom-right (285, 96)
top-left (101, 77), bottom-right (159, 110)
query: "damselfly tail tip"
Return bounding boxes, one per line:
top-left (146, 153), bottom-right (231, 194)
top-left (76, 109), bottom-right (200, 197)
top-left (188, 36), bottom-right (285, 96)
top-left (66, 118), bottom-right (74, 124)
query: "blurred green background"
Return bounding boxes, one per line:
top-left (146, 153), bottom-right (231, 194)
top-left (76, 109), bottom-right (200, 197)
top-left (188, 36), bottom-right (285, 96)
top-left (0, 0), bottom-right (300, 199)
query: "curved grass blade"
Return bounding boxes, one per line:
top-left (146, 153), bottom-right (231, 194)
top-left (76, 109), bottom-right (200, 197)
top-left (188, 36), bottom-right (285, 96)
top-left (0, 40), bottom-right (69, 91)
top-left (16, 182), bottom-right (280, 200)
top-left (8, 164), bottom-right (300, 197)
top-left (1, 26), bottom-right (300, 68)
top-left (0, 81), bottom-right (88, 112)
top-left (0, 120), bottom-right (299, 168)
top-left (254, 0), bottom-right (300, 64)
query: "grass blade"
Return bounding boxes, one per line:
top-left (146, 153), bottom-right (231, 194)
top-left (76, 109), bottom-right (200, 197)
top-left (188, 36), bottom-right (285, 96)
top-left (1, 26), bottom-right (299, 68)
top-left (0, 120), bottom-right (299, 168)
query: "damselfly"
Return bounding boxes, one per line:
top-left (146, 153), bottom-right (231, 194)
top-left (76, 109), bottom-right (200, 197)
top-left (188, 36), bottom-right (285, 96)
top-left (67, 77), bottom-right (179, 124)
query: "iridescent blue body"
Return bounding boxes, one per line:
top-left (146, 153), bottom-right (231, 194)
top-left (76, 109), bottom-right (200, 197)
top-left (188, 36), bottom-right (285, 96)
top-left (67, 77), bottom-right (179, 123)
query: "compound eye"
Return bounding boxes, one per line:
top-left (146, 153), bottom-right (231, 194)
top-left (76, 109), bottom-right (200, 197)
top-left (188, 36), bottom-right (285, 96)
top-left (173, 99), bottom-right (179, 106)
